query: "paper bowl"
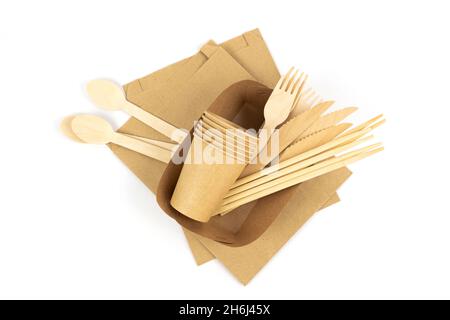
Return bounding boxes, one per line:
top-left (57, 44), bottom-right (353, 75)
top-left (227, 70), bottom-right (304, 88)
top-left (157, 80), bottom-right (299, 246)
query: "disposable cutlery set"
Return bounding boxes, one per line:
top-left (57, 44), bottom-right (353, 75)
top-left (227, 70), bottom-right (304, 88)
top-left (62, 29), bottom-right (384, 284)
top-left (62, 68), bottom-right (384, 224)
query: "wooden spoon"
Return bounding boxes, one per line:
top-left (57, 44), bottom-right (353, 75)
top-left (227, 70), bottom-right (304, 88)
top-left (60, 115), bottom-right (85, 143)
top-left (60, 115), bottom-right (178, 152)
top-left (86, 79), bottom-right (187, 144)
top-left (71, 115), bottom-right (172, 163)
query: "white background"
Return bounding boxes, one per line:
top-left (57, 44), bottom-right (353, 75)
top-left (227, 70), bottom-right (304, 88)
top-left (1, 0), bottom-right (449, 300)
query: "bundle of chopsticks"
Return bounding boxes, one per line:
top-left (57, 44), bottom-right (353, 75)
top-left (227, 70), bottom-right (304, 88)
top-left (216, 115), bottom-right (383, 215)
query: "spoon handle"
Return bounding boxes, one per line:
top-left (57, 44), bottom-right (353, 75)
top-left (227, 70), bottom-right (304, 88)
top-left (122, 134), bottom-right (178, 152)
top-left (123, 101), bottom-right (187, 144)
top-left (110, 132), bottom-right (173, 163)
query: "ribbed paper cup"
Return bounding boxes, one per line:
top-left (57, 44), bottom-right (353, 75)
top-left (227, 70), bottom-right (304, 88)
top-left (170, 133), bottom-right (247, 222)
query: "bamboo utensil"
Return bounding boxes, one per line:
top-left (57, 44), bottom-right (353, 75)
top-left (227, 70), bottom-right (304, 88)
top-left (341, 114), bottom-right (385, 137)
top-left (194, 126), bottom-right (254, 160)
top-left (225, 135), bottom-right (373, 199)
top-left (198, 120), bottom-right (257, 152)
top-left (260, 68), bottom-right (307, 137)
top-left (71, 115), bottom-right (173, 163)
top-left (193, 128), bottom-right (250, 163)
top-left (241, 100), bottom-right (333, 177)
top-left (233, 125), bottom-right (374, 189)
top-left (216, 145), bottom-right (383, 215)
top-left (280, 123), bottom-right (351, 162)
top-left (204, 111), bottom-right (256, 133)
top-left (121, 135), bottom-right (178, 152)
top-left (288, 87), bottom-right (323, 118)
top-left (216, 116), bottom-right (385, 215)
top-left (86, 79), bottom-right (188, 143)
top-left (201, 114), bottom-right (258, 145)
top-left (299, 107), bottom-right (358, 138)
top-left (60, 115), bottom-right (85, 143)
top-left (60, 115), bottom-right (178, 152)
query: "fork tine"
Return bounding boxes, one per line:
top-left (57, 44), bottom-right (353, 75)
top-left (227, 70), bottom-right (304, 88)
top-left (280, 67), bottom-right (294, 89)
top-left (292, 74), bottom-right (308, 106)
top-left (290, 72), bottom-right (304, 94)
top-left (293, 89), bottom-right (302, 108)
top-left (296, 73), bottom-right (308, 95)
top-left (285, 69), bottom-right (299, 92)
top-left (273, 75), bottom-right (285, 91)
top-left (310, 95), bottom-right (322, 107)
top-left (300, 88), bottom-right (313, 101)
top-left (297, 75), bottom-right (308, 101)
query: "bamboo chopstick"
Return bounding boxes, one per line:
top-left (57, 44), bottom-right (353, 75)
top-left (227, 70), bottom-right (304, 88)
top-left (216, 146), bottom-right (383, 215)
top-left (224, 135), bottom-right (374, 198)
top-left (231, 126), bottom-right (372, 189)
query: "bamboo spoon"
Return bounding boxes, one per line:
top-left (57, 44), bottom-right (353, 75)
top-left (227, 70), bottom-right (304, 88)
top-left (71, 115), bottom-right (172, 163)
top-left (60, 115), bottom-right (85, 143)
top-left (216, 145), bottom-right (383, 215)
top-left (86, 79), bottom-right (187, 143)
top-left (121, 135), bottom-right (178, 152)
top-left (60, 115), bottom-right (178, 152)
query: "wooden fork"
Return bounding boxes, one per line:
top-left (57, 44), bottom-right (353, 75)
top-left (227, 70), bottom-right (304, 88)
top-left (289, 87), bottom-right (323, 118)
top-left (260, 68), bottom-right (307, 138)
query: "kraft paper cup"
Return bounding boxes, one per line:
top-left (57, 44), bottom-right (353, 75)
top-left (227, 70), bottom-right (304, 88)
top-left (170, 133), bottom-right (247, 222)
